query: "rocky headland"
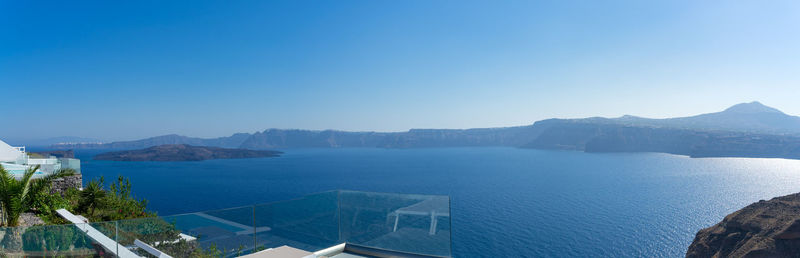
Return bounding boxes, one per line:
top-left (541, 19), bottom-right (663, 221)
top-left (687, 192), bottom-right (800, 257)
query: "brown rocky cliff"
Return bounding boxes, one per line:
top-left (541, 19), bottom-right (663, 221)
top-left (687, 192), bottom-right (800, 257)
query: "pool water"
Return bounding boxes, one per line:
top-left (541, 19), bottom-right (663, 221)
top-left (0, 163), bottom-right (44, 177)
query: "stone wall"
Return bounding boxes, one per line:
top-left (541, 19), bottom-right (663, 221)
top-left (51, 174), bottom-right (82, 195)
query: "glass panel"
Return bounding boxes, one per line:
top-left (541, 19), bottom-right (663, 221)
top-left (253, 191), bottom-right (340, 252)
top-left (114, 216), bottom-right (206, 257)
top-left (338, 190), bottom-right (452, 257)
top-left (13, 222), bottom-right (114, 257)
top-left (59, 158), bottom-right (82, 173)
top-left (91, 221), bottom-right (120, 256)
top-left (117, 211), bottom-right (257, 257)
top-left (177, 205), bottom-right (256, 256)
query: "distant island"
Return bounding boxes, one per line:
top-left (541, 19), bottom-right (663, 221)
top-left (93, 144), bottom-right (282, 161)
top-left (57, 101), bottom-right (800, 160)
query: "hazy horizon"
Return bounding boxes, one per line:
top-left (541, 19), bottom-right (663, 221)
top-left (2, 1), bottom-right (799, 141)
top-left (3, 100), bottom-right (794, 144)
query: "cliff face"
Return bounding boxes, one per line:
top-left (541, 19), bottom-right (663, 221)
top-left (521, 120), bottom-right (800, 160)
top-left (237, 126), bottom-right (542, 149)
top-left (687, 193), bottom-right (800, 258)
top-left (237, 129), bottom-right (393, 149)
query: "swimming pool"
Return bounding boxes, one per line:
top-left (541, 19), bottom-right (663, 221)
top-left (0, 163), bottom-right (44, 177)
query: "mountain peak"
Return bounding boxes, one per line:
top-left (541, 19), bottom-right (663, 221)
top-left (618, 115), bottom-right (642, 119)
top-left (722, 101), bottom-right (784, 114)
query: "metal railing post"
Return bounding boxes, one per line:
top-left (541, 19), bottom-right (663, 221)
top-left (115, 220), bottom-right (119, 258)
top-left (253, 205), bottom-right (257, 252)
top-left (337, 190), bottom-right (342, 243)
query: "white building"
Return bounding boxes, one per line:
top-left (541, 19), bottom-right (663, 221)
top-left (0, 138), bottom-right (80, 177)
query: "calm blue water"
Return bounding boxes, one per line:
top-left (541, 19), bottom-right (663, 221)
top-left (69, 147), bottom-right (800, 257)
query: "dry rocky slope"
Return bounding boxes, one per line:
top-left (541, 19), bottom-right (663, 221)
top-left (687, 192), bottom-right (800, 257)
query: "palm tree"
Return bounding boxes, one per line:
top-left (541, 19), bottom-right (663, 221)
top-left (0, 165), bottom-right (74, 226)
top-left (79, 177), bottom-right (106, 216)
top-left (0, 164), bottom-right (74, 251)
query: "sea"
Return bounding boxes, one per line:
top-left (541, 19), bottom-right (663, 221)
top-left (63, 147), bottom-right (800, 257)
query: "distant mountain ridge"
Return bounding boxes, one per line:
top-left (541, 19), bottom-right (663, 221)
top-left (53, 133), bottom-right (251, 149)
top-left (51, 102), bottom-right (800, 160)
top-left (522, 119), bottom-right (800, 159)
top-left (237, 126), bottom-right (544, 149)
top-left (605, 101), bottom-right (800, 135)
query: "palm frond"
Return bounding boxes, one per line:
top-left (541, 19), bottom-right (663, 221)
top-left (18, 165), bottom-right (40, 206)
top-left (0, 164), bottom-right (78, 226)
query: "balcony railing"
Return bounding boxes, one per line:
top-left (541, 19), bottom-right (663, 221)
top-left (0, 190), bottom-right (452, 257)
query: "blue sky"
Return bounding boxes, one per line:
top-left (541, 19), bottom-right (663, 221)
top-left (1, 0), bottom-right (799, 142)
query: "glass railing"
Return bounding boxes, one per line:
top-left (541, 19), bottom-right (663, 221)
top-left (1, 222), bottom-right (117, 257)
top-left (59, 157), bottom-right (82, 174)
top-left (339, 190), bottom-right (451, 257)
top-left (0, 190), bottom-right (451, 257)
